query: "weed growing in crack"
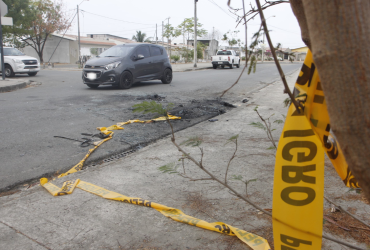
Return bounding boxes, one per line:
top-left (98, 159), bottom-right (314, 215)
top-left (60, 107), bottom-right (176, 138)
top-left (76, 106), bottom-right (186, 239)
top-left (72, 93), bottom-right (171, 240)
top-left (249, 106), bottom-right (285, 150)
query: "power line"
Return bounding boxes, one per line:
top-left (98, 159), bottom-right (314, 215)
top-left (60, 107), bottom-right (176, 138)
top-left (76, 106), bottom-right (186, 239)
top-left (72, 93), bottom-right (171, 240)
top-left (80, 10), bottom-right (154, 26)
top-left (207, 0), bottom-right (237, 20)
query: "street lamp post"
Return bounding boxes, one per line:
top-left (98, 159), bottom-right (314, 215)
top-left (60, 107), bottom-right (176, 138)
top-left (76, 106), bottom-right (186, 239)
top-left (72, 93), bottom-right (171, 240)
top-left (77, 0), bottom-right (89, 67)
top-left (194, 0), bottom-right (198, 68)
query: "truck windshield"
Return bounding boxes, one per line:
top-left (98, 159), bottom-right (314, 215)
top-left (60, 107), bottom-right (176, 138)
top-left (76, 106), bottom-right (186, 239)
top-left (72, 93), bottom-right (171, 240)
top-left (217, 51), bottom-right (232, 55)
top-left (99, 46), bottom-right (133, 57)
top-left (4, 48), bottom-right (25, 56)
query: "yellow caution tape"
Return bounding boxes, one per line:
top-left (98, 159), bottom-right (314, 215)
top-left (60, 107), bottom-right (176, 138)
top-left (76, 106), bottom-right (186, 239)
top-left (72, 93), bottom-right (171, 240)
top-left (59, 115), bottom-right (181, 178)
top-left (58, 136), bottom-right (112, 178)
top-left (294, 53), bottom-right (359, 188)
top-left (41, 114), bottom-right (272, 249)
top-left (41, 178), bottom-right (271, 250)
top-left (273, 50), bottom-right (359, 249)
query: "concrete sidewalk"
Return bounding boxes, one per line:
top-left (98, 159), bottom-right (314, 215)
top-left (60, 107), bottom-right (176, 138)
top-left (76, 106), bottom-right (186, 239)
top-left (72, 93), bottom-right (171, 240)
top-left (0, 78), bottom-right (32, 93)
top-left (1, 69), bottom-right (367, 250)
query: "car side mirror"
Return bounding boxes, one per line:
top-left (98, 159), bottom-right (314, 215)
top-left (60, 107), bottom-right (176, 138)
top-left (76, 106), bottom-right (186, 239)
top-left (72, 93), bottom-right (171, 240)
top-left (137, 54), bottom-right (145, 60)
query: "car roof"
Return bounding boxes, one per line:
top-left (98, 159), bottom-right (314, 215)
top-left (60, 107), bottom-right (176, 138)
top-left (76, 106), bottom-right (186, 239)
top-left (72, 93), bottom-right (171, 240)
top-left (117, 43), bottom-right (162, 48)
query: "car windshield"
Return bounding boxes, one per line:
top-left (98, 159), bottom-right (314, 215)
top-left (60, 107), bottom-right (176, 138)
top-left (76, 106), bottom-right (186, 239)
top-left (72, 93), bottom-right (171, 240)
top-left (99, 46), bottom-right (133, 57)
top-left (4, 48), bottom-right (25, 56)
top-left (217, 51), bottom-right (232, 55)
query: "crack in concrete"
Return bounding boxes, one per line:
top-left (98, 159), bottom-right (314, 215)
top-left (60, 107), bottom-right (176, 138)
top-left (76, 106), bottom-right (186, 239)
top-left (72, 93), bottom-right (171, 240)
top-left (0, 220), bottom-right (52, 250)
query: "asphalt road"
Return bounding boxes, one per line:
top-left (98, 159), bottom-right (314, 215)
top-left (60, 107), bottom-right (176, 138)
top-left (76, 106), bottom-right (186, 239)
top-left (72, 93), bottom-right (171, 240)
top-left (0, 63), bottom-right (302, 191)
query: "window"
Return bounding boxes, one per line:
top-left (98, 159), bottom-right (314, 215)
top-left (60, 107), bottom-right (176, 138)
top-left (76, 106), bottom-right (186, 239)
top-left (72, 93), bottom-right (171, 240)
top-left (216, 51), bottom-right (232, 55)
top-left (150, 46), bottom-right (162, 56)
top-left (3, 48), bottom-right (25, 56)
top-left (99, 46), bottom-right (133, 57)
top-left (136, 46), bottom-right (151, 58)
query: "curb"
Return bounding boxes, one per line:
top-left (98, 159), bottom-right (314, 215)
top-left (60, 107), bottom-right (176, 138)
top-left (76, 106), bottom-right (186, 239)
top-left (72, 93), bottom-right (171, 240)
top-left (175, 67), bottom-right (213, 72)
top-left (0, 80), bottom-right (32, 93)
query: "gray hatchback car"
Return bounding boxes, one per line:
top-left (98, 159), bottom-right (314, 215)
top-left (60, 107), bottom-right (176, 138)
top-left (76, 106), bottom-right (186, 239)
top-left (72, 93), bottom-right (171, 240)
top-left (82, 44), bottom-right (172, 89)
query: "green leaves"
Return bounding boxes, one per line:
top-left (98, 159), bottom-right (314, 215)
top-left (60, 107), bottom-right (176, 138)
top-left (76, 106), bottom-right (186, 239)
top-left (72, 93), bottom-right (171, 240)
top-left (231, 175), bottom-right (257, 184)
top-left (132, 101), bottom-right (174, 118)
top-left (181, 136), bottom-right (203, 147)
top-left (249, 122), bottom-right (266, 131)
top-left (158, 163), bottom-right (179, 174)
top-left (225, 134), bottom-right (239, 146)
top-left (273, 119), bottom-right (284, 124)
top-left (231, 175), bottom-right (243, 181)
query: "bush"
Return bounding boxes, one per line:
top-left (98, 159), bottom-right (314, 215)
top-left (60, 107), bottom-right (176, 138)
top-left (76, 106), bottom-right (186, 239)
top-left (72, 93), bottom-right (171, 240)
top-left (242, 56), bottom-right (246, 61)
top-left (171, 55), bottom-right (180, 63)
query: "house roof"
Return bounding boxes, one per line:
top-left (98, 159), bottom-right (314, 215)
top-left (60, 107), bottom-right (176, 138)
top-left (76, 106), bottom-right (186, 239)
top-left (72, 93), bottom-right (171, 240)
top-left (80, 39), bottom-right (116, 46)
top-left (51, 33), bottom-right (76, 41)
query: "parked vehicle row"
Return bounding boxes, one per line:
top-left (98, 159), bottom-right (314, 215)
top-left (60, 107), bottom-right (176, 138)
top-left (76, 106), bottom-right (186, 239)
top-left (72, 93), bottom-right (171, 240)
top-left (82, 44), bottom-right (172, 89)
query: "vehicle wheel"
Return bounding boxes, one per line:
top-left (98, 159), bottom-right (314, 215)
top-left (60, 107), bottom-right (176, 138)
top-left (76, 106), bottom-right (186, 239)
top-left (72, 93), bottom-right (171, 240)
top-left (221, 65), bottom-right (225, 69)
top-left (87, 84), bottom-right (99, 89)
top-left (4, 65), bottom-right (15, 77)
top-left (119, 71), bottom-right (133, 89)
top-left (229, 64), bottom-right (233, 69)
top-left (213, 64), bottom-right (217, 69)
top-left (161, 68), bottom-right (172, 84)
top-left (236, 61), bottom-right (240, 68)
top-left (28, 72), bottom-right (37, 76)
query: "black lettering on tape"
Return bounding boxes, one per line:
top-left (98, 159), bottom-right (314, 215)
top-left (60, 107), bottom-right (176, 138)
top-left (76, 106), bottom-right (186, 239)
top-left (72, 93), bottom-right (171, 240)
top-left (313, 95), bottom-right (324, 104)
top-left (297, 64), bottom-right (311, 86)
top-left (282, 141), bottom-right (317, 163)
top-left (282, 165), bottom-right (316, 184)
top-left (316, 81), bottom-right (323, 90)
top-left (145, 201), bottom-right (152, 207)
top-left (281, 234), bottom-right (312, 247)
top-left (283, 130), bottom-right (315, 138)
top-left (281, 187), bottom-right (316, 206)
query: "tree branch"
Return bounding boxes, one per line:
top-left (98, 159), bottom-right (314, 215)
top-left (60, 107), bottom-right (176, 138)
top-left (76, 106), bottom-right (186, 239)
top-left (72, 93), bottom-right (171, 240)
top-left (254, 0), bottom-right (302, 112)
top-left (225, 138), bottom-right (238, 184)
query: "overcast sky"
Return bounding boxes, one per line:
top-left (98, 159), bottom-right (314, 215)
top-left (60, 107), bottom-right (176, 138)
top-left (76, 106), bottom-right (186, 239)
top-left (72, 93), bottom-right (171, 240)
top-left (62, 0), bottom-right (305, 49)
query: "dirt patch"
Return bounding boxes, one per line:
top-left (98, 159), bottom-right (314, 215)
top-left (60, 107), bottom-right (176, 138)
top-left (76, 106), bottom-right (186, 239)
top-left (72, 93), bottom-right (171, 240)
top-left (323, 208), bottom-right (370, 245)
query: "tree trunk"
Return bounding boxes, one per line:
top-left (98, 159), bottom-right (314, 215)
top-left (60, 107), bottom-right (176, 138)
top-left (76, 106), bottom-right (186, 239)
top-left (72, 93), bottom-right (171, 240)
top-left (293, 0), bottom-right (370, 200)
top-left (38, 50), bottom-right (44, 64)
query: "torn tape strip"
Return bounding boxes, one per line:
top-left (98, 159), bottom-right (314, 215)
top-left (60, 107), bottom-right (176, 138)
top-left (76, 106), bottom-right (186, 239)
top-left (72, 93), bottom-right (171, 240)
top-left (40, 179), bottom-right (271, 250)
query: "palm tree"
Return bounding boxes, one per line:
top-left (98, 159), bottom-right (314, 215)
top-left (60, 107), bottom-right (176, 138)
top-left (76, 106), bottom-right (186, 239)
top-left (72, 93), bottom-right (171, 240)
top-left (132, 31), bottom-right (152, 42)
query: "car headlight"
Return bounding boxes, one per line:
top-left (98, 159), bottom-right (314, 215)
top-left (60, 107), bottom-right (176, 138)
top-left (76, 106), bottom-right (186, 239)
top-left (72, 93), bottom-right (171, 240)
top-left (105, 62), bottom-right (121, 70)
top-left (13, 59), bottom-right (23, 64)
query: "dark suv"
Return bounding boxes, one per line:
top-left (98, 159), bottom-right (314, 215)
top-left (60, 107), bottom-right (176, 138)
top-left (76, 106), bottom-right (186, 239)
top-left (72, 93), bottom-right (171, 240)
top-left (82, 44), bottom-right (172, 89)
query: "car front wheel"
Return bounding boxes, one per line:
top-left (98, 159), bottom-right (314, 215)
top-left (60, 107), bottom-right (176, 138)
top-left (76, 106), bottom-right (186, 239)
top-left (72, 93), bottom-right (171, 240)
top-left (161, 68), bottom-right (172, 84)
top-left (236, 61), bottom-right (240, 68)
top-left (4, 65), bottom-right (15, 77)
top-left (213, 64), bottom-right (217, 69)
top-left (119, 71), bottom-right (133, 89)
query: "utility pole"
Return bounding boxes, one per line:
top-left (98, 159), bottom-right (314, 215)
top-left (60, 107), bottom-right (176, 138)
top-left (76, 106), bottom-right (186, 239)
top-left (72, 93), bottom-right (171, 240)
top-left (0, 12), bottom-right (5, 80)
top-left (77, 5), bottom-right (81, 66)
top-left (194, 0), bottom-right (198, 68)
top-left (156, 24), bottom-right (158, 44)
top-left (167, 17), bottom-right (170, 54)
top-left (261, 32), bottom-right (265, 63)
top-left (162, 21), bottom-right (164, 47)
top-left (211, 26), bottom-right (214, 60)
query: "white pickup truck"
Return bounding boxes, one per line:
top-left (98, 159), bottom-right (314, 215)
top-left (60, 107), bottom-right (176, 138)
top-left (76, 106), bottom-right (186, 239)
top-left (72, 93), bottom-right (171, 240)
top-left (1, 47), bottom-right (40, 77)
top-left (211, 50), bottom-right (240, 69)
